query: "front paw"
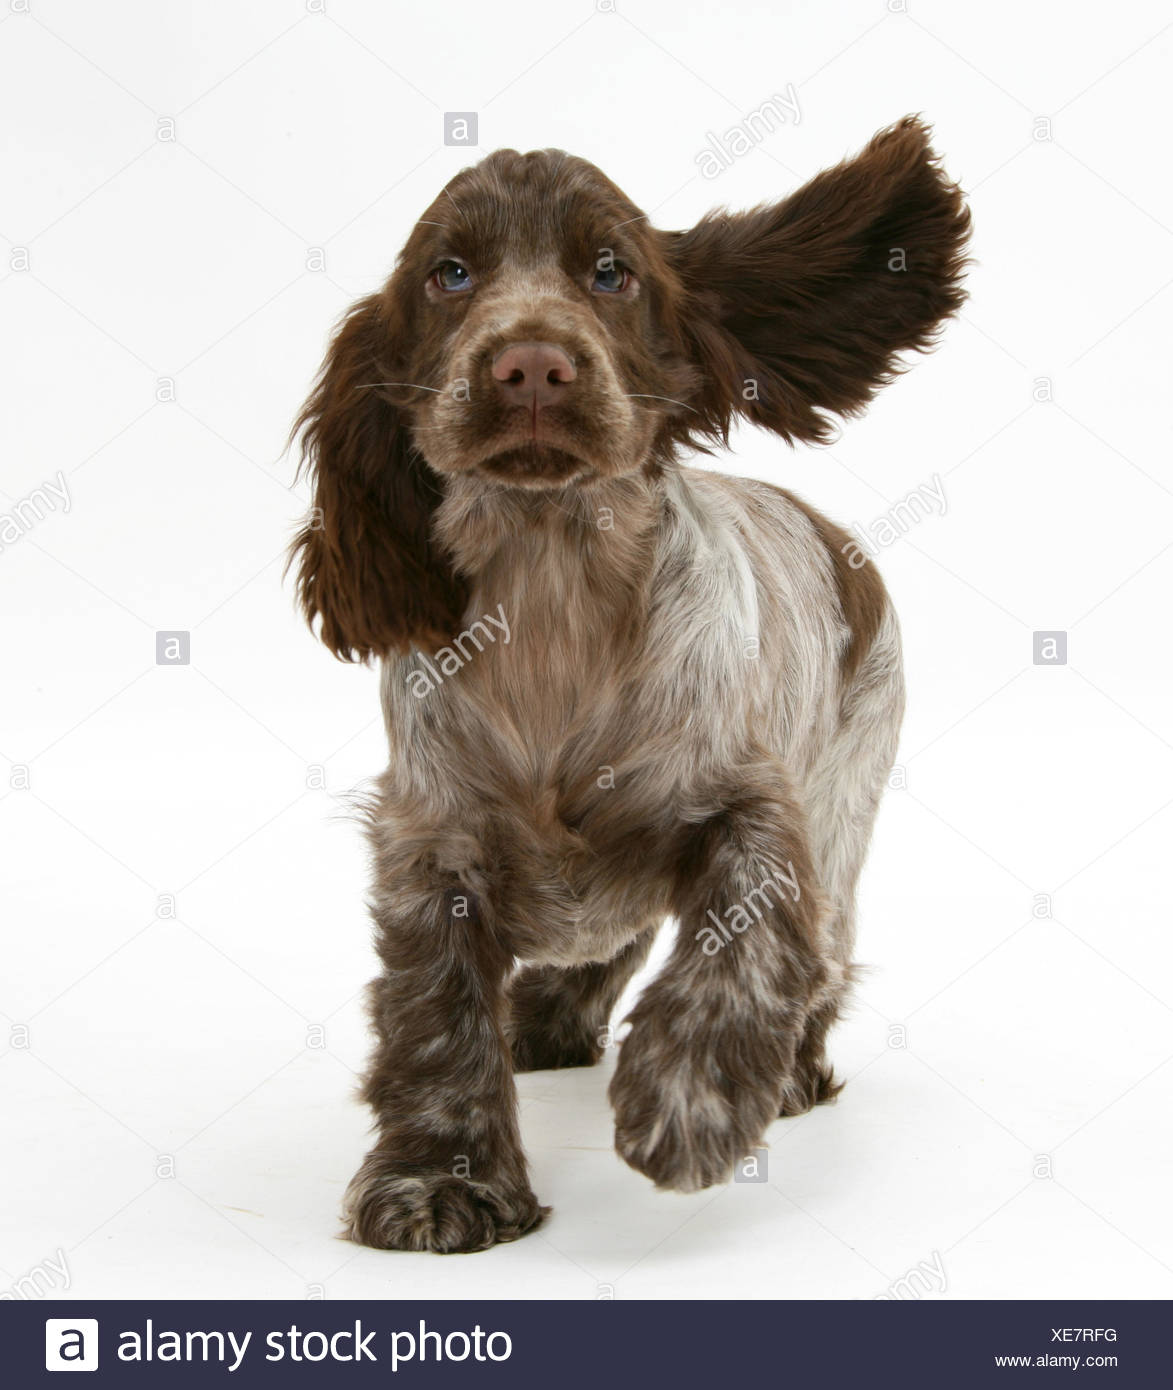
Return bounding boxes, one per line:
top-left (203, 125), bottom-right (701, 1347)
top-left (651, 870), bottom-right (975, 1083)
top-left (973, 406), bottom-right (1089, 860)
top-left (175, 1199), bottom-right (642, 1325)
top-left (609, 1019), bottom-right (783, 1192)
top-left (343, 1155), bottom-right (547, 1253)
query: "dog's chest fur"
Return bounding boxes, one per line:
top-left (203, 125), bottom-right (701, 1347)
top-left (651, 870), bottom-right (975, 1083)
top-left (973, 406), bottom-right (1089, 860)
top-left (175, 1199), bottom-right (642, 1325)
top-left (374, 469), bottom-right (844, 962)
top-left (388, 472), bottom-right (771, 787)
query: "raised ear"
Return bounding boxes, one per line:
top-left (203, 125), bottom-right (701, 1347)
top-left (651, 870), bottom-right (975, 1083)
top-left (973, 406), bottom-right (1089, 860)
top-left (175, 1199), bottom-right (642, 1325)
top-left (288, 292), bottom-right (467, 662)
top-left (664, 116), bottom-right (971, 445)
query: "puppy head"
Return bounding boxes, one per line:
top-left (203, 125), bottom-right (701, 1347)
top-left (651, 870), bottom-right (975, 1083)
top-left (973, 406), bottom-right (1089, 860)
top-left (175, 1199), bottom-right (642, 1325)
top-left (292, 116), bottom-right (970, 660)
top-left (390, 150), bottom-right (683, 489)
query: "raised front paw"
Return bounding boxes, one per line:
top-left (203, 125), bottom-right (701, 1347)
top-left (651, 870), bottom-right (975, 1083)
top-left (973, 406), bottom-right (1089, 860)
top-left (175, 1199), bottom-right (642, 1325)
top-left (343, 1154), bottom-right (547, 1253)
top-left (609, 1015), bottom-right (784, 1192)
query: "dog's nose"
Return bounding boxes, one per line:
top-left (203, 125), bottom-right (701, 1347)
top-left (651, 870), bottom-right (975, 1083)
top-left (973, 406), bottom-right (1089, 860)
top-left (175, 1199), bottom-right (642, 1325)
top-left (491, 342), bottom-right (577, 409)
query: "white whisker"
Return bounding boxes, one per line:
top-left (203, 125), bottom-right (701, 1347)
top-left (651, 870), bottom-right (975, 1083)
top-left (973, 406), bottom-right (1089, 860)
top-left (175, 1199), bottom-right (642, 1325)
top-left (355, 382), bottom-right (444, 393)
top-left (605, 214), bottom-right (648, 237)
top-left (442, 188), bottom-right (470, 225)
top-left (625, 393), bottom-right (698, 413)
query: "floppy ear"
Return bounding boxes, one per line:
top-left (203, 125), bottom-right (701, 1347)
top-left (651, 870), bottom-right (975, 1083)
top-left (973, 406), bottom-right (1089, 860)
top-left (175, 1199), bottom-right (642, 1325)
top-left (665, 116), bottom-right (971, 445)
top-left (288, 292), bottom-right (467, 662)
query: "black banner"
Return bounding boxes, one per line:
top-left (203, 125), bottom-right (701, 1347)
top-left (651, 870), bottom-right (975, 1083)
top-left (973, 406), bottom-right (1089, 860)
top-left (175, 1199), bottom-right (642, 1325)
top-left (6, 1299), bottom-right (1163, 1386)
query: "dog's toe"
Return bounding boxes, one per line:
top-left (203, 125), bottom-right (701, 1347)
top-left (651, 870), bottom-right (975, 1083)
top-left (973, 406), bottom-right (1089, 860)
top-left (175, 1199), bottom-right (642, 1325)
top-left (779, 1067), bottom-right (843, 1117)
top-left (343, 1159), bottom-right (547, 1253)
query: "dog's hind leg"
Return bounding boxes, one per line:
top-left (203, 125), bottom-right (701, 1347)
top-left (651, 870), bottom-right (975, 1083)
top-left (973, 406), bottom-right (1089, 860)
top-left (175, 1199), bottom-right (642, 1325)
top-left (508, 929), bottom-right (656, 1072)
top-left (783, 608), bottom-right (905, 1116)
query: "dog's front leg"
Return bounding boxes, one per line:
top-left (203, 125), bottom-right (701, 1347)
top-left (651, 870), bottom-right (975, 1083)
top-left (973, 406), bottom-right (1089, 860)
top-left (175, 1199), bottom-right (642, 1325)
top-left (610, 774), bottom-right (840, 1192)
top-left (344, 875), bottom-right (545, 1253)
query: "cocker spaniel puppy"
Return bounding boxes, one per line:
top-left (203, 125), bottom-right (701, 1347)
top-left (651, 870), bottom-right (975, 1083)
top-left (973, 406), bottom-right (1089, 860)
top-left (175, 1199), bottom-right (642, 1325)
top-left (290, 116), bottom-right (969, 1252)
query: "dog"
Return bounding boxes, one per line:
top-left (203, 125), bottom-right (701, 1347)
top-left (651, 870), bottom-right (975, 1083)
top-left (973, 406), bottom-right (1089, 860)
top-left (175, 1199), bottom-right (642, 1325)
top-left (289, 116), bottom-right (969, 1252)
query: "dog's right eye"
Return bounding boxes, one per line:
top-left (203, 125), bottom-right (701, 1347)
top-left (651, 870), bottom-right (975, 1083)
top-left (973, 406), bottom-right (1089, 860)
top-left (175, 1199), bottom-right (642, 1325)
top-left (432, 261), bottom-right (472, 292)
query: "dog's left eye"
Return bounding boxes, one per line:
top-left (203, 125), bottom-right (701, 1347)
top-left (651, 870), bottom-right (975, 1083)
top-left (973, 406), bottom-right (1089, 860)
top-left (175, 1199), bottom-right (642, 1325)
top-left (432, 261), bottom-right (472, 292)
top-left (592, 265), bottom-right (630, 293)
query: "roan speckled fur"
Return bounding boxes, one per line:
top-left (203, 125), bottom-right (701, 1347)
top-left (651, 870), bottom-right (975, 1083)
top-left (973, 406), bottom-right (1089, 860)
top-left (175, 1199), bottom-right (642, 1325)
top-left (289, 118), bottom-right (970, 1251)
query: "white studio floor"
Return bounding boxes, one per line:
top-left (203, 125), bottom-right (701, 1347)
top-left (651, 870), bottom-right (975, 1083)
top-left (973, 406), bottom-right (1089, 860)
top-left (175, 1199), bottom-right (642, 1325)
top-left (4, 752), bottom-right (1172, 1301)
top-left (3, 0), bottom-right (1173, 1302)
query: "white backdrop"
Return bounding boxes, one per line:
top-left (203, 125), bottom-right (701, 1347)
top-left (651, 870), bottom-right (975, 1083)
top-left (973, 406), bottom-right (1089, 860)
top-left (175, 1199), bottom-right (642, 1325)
top-left (2, 0), bottom-right (1171, 1301)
